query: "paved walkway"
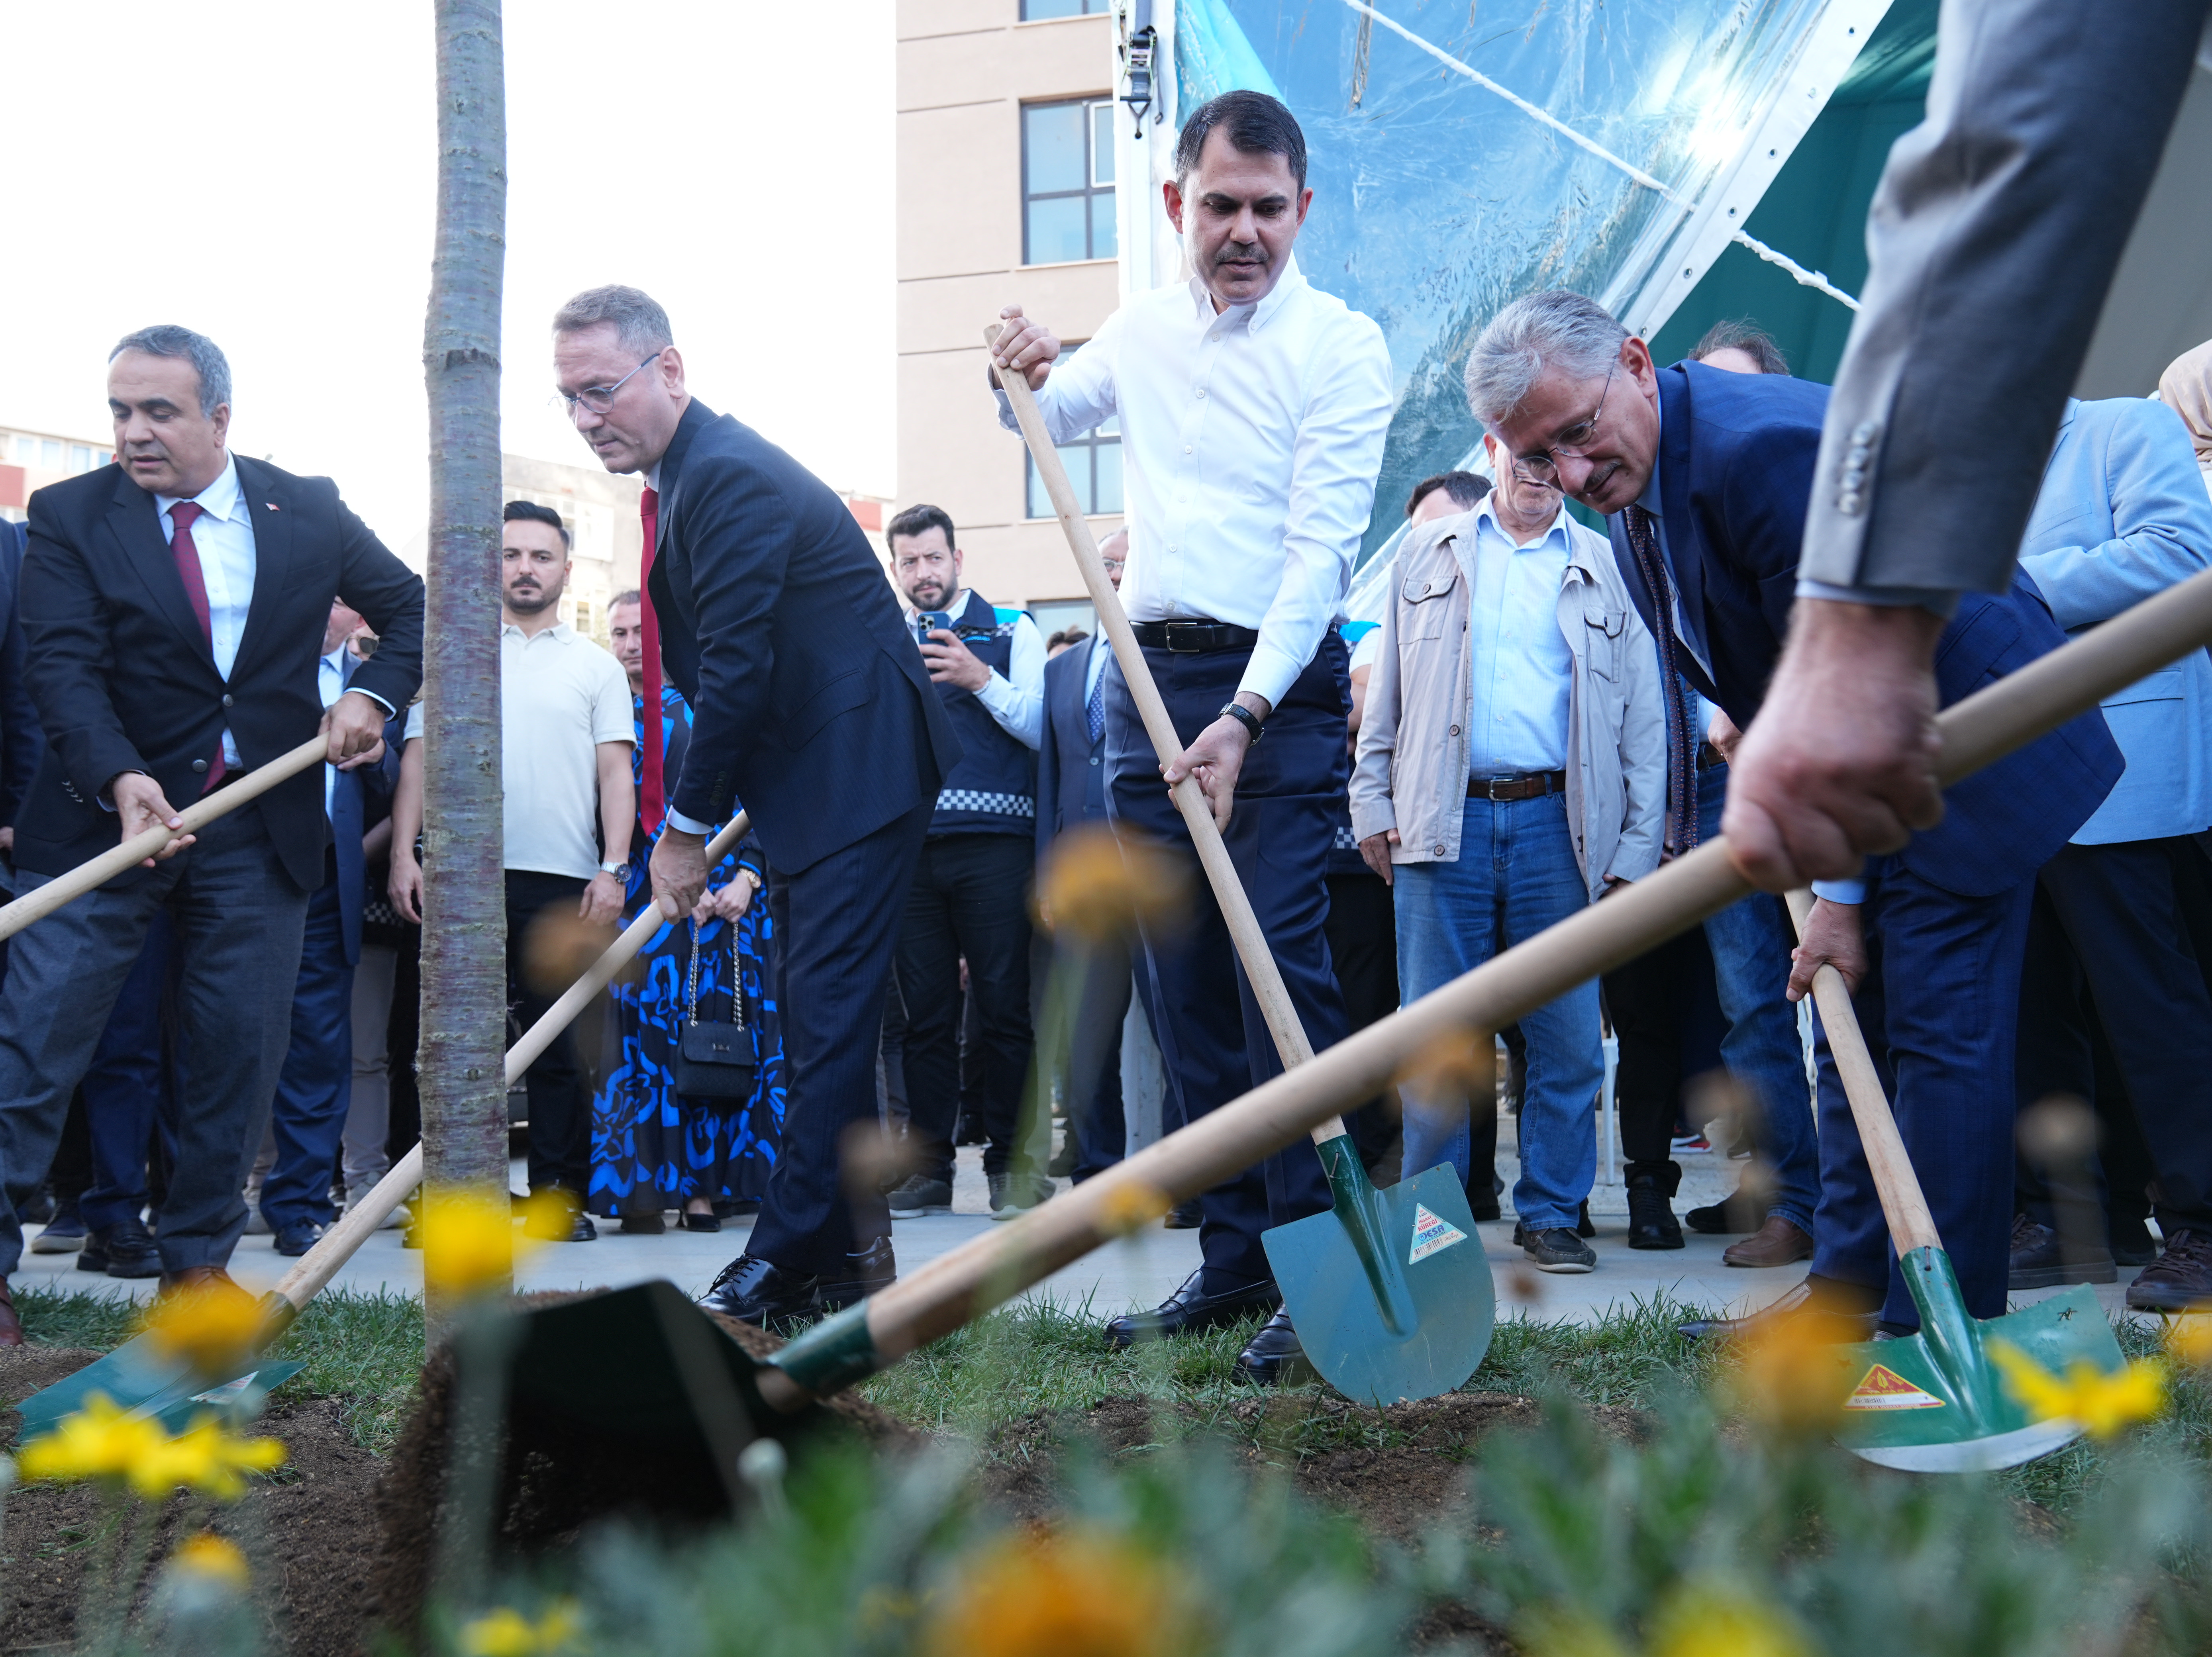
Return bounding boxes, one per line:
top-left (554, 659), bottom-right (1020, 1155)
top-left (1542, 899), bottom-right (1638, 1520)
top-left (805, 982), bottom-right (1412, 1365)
top-left (15, 1140), bottom-right (2153, 1330)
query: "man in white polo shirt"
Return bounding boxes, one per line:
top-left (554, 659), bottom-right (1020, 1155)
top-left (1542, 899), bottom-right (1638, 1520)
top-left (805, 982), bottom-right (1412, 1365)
top-left (390, 500), bottom-right (634, 1238)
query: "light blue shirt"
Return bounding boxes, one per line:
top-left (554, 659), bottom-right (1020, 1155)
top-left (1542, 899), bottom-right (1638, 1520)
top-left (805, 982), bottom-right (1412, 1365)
top-left (155, 454), bottom-right (254, 767)
top-left (1466, 497), bottom-right (1573, 776)
top-left (318, 645), bottom-right (349, 818)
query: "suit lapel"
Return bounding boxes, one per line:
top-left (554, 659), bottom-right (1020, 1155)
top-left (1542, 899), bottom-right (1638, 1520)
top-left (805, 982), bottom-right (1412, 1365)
top-left (1656, 369), bottom-right (1711, 671)
top-left (231, 456), bottom-right (294, 674)
top-left (103, 469), bottom-right (215, 666)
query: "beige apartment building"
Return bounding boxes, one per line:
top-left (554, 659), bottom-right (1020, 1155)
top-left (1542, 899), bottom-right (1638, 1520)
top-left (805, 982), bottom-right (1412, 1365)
top-left (0, 424), bottom-right (114, 524)
top-left (896, 0), bottom-right (1125, 640)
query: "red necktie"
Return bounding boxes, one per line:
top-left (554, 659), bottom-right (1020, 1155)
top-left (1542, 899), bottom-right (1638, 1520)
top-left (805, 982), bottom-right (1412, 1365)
top-left (167, 502), bottom-right (227, 792)
top-left (638, 487), bottom-right (665, 838)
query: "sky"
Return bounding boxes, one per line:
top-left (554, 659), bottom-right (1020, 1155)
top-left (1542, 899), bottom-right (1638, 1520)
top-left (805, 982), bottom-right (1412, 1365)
top-left (0, 1), bottom-right (897, 564)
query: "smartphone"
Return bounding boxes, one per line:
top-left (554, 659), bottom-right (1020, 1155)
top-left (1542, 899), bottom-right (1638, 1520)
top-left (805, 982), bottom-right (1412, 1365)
top-left (916, 611), bottom-right (953, 641)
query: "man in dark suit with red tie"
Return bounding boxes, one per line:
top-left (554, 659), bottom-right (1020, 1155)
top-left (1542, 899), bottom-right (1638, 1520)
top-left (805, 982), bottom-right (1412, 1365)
top-left (551, 286), bottom-right (959, 1325)
top-left (0, 325), bottom-right (424, 1339)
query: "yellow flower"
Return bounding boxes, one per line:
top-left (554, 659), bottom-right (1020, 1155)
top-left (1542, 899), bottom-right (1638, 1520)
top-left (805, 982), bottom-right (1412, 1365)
top-left (142, 1277), bottom-right (266, 1375)
top-left (1036, 826), bottom-right (1188, 944)
top-left (17, 1396), bottom-right (284, 1502)
top-left (1392, 1027), bottom-right (1498, 1103)
top-left (169, 1532), bottom-right (251, 1591)
top-left (1648, 1581), bottom-right (1812, 1657)
top-left (1725, 1310), bottom-right (1854, 1436)
top-left (419, 1186), bottom-right (545, 1297)
top-left (18, 1393), bottom-right (167, 1485)
top-left (1096, 1179), bottom-right (1172, 1237)
top-left (1989, 1341), bottom-right (2168, 1439)
top-left (924, 1530), bottom-right (1184, 1657)
top-left (2163, 1316), bottom-right (2212, 1369)
top-left (460, 1599), bottom-right (582, 1657)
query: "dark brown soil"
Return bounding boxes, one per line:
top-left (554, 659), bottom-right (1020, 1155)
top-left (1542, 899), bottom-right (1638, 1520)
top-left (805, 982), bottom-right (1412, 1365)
top-left (0, 1347), bottom-right (386, 1657)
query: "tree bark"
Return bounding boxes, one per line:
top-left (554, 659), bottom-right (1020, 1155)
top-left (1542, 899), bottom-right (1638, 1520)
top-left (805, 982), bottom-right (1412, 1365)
top-left (420, 0), bottom-right (508, 1334)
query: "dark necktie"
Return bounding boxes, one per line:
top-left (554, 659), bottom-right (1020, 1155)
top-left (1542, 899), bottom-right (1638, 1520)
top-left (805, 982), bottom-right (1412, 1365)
top-left (167, 501), bottom-right (227, 791)
top-left (1623, 505), bottom-right (1698, 854)
top-left (638, 486), bottom-right (665, 838)
top-left (1085, 650), bottom-right (1106, 745)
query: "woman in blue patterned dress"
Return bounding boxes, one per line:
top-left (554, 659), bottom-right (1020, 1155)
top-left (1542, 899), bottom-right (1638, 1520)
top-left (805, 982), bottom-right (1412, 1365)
top-left (589, 595), bottom-right (786, 1232)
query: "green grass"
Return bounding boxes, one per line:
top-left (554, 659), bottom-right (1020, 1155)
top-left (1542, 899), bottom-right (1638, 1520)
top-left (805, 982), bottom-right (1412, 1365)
top-left (16, 1285), bottom-right (426, 1453)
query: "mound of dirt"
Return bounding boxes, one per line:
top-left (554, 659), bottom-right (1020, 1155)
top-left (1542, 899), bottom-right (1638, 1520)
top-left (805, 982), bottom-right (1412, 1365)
top-left (0, 1347), bottom-right (386, 1657)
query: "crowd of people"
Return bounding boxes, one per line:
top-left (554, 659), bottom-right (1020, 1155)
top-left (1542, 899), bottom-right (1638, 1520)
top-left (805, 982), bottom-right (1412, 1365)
top-left (1, 14), bottom-right (2209, 1389)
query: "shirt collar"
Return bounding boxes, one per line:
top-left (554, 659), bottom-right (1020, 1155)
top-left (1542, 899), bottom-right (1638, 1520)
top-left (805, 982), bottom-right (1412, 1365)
top-left (321, 644), bottom-right (349, 674)
top-left (503, 620), bottom-right (573, 642)
top-left (1473, 493), bottom-right (1571, 552)
top-left (157, 452), bottom-right (245, 524)
top-left (1183, 254), bottom-right (1306, 333)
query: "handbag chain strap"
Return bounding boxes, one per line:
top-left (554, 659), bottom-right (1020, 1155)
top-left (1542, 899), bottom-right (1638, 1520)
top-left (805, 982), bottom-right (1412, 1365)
top-left (684, 911), bottom-right (747, 1034)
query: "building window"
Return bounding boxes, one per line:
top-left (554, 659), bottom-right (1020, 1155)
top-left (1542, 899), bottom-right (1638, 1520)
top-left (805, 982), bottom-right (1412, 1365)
top-left (1020, 0), bottom-right (1105, 16)
top-left (70, 445), bottom-right (94, 473)
top-left (1024, 345), bottom-right (1123, 518)
top-left (1022, 98), bottom-right (1116, 265)
top-left (41, 440), bottom-right (60, 468)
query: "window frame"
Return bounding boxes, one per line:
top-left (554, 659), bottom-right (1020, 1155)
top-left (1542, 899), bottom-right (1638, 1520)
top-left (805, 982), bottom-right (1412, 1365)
top-left (1022, 342), bottom-right (1123, 520)
top-left (1020, 96), bottom-right (1117, 266)
top-left (1017, 0), bottom-right (1104, 19)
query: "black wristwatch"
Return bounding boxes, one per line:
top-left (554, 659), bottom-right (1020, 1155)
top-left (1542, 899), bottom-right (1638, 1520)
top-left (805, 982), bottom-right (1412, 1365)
top-left (1218, 702), bottom-right (1264, 745)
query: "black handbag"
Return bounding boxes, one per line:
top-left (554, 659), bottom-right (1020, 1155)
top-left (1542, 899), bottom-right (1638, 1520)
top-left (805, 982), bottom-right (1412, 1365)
top-left (675, 917), bottom-right (756, 1099)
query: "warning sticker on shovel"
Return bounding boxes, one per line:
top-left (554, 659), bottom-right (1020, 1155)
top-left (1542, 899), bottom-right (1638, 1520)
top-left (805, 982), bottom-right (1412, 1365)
top-left (1844, 1363), bottom-right (1947, 1411)
top-left (1409, 1204), bottom-right (1470, 1264)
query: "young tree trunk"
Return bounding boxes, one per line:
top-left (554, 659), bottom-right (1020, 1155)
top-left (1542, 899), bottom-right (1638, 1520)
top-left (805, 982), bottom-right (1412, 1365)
top-left (420, 0), bottom-right (508, 1335)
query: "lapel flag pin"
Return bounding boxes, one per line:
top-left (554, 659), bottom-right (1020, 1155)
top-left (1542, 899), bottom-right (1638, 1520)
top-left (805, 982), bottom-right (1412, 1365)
top-left (265, 502), bottom-right (280, 511)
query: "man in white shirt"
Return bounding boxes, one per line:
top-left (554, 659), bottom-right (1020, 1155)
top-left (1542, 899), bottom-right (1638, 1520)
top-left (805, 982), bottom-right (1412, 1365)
top-left (881, 505), bottom-right (1047, 1222)
top-left (990, 90), bottom-right (1393, 1383)
top-left (391, 501), bottom-right (633, 1234)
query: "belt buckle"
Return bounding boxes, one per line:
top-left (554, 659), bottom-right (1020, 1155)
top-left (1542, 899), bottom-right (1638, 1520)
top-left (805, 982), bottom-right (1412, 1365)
top-left (1483, 776), bottom-right (1514, 801)
top-left (1162, 621), bottom-right (1208, 654)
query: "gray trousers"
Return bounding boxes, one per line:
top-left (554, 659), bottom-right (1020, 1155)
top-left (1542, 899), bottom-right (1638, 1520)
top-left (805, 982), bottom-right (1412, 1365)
top-left (342, 942), bottom-right (397, 1194)
top-left (0, 805), bottom-right (310, 1277)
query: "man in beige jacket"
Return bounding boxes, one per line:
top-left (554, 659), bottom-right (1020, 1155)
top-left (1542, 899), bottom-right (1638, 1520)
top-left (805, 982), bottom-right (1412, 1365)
top-left (1351, 441), bottom-right (1663, 1273)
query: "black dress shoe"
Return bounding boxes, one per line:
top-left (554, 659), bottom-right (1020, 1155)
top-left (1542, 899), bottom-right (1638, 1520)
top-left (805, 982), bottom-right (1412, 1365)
top-left (272, 1222), bottom-right (327, 1259)
top-left (2007, 1213), bottom-right (2114, 1289)
top-left (1677, 1274), bottom-right (1881, 1343)
top-left (1686, 1193), bottom-right (1759, 1235)
top-left (620, 1211), bottom-right (667, 1235)
top-left (682, 1210), bottom-right (722, 1233)
top-left (1233, 1307), bottom-right (1314, 1386)
top-left (815, 1237), bottom-right (896, 1314)
top-left (1104, 1268), bottom-right (1281, 1348)
top-left (699, 1253), bottom-right (818, 1326)
top-left (1163, 1199), bottom-right (1203, 1230)
top-left (80, 1219), bottom-right (162, 1279)
top-left (1626, 1175), bottom-right (1684, 1250)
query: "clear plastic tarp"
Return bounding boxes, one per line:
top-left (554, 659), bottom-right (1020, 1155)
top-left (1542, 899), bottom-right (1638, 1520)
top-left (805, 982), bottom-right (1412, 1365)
top-left (1171, 0), bottom-right (1869, 564)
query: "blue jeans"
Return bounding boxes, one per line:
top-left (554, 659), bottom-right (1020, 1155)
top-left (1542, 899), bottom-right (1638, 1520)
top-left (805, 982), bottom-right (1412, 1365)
top-left (1392, 793), bottom-right (1600, 1232)
top-left (1695, 767), bottom-right (1820, 1232)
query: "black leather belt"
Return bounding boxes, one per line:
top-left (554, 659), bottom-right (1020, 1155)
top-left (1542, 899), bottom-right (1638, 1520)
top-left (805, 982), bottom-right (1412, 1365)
top-left (1469, 770), bottom-right (1567, 801)
top-left (1131, 619), bottom-right (1261, 654)
top-left (1697, 740), bottom-right (1728, 770)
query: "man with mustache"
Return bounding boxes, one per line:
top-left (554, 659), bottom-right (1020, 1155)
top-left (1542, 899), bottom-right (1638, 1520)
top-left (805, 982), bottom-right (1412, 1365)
top-left (989, 90), bottom-right (1394, 1385)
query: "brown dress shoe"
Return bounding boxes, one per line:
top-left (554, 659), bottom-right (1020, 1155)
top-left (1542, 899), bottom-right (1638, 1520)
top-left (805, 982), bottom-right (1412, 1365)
top-left (0, 1277), bottom-right (22, 1348)
top-left (157, 1265), bottom-right (240, 1297)
top-left (1678, 1273), bottom-right (1879, 1342)
top-left (1723, 1215), bottom-right (1814, 1268)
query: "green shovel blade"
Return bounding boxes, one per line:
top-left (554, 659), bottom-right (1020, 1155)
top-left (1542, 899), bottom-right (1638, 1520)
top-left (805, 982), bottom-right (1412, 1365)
top-left (1263, 1154), bottom-right (1495, 1406)
top-left (1832, 1248), bottom-right (2123, 1472)
top-left (13, 1334), bottom-right (305, 1441)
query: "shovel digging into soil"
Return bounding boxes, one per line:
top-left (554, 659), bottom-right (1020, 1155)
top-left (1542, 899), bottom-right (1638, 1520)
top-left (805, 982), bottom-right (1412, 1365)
top-left (1783, 889), bottom-right (2127, 1472)
top-left (986, 325), bottom-right (1493, 1407)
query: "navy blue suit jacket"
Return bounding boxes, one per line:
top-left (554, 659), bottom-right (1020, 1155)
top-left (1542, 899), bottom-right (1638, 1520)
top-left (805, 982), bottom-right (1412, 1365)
top-left (323, 652), bottom-right (397, 967)
top-left (0, 520), bottom-right (45, 831)
top-left (647, 400), bottom-right (960, 874)
top-left (1037, 635), bottom-right (1108, 857)
top-left (1611, 362), bottom-right (2122, 897)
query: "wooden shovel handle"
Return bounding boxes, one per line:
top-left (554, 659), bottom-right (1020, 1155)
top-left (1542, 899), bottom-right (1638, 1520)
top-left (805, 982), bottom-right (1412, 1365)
top-left (0, 732), bottom-right (331, 943)
top-left (1786, 890), bottom-right (1941, 1256)
top-left (268, 811), bottom-right (754, 1313)
top-left (986, 327), bottom-right (1342, 1146)
top-left (841, 562), bottom-right (2212, 1374)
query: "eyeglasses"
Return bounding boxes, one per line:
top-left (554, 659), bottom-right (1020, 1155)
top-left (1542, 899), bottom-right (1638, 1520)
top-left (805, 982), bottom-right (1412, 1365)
top-left (552, 350), bottom-right (665, 418)
top-left (1511, 359), bottom-right (1618, 486)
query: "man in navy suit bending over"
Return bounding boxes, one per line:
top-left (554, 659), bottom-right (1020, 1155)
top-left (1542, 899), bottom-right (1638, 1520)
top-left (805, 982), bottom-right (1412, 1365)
top-left (552, 286), bottom-right (961, 1325)
top-left (1472, 291), bottom-right (2121, 1340)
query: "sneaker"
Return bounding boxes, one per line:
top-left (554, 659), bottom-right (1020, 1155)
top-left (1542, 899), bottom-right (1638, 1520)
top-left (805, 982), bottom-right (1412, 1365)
top-left (31, 1205), bottom-right (87, 1254)
top-left (1671, 1134), bottom-right (1712, 1156)
top-left (2126, 1228), bottom-right (2212, 1313)
top-left (80, 1218), bottom-right (163, 1279)
top-left (1522, 1226), bottom-right (1597, 1274)
top-left (1512, 1200), bottom-right (1595, 1247)
top-left (988, 1172), bottom-right (1050, 1220)
top-left (2008, 1212), bottom-right (2115, 1290)
top-left (886, 1175), bottom-right (953, 1219)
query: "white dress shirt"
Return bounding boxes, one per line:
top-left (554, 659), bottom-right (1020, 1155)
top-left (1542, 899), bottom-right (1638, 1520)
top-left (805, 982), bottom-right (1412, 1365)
top-left (156, 455), bottom-right (255, 767)
top-left (905, 589), bottom-right (1044, 750)
top-left (1001, 257), bottom-right (1394, 709)
top-left (1466, 498), bottom-right (1574, 775)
